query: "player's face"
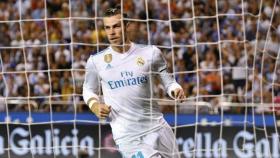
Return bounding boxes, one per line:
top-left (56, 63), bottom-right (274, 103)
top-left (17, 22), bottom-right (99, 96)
top-left (103, 14), bottom-right (126, 45)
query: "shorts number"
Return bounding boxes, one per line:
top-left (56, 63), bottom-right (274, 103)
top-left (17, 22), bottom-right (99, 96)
top-left (131, 151), bottom-right (144, 158)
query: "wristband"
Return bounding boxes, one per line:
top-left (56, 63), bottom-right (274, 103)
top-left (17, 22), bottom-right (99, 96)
top-left (88, 100), bottom-right (98, 110)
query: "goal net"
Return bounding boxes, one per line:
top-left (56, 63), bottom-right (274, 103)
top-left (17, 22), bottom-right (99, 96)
top-left (0, 0), bottom-right (280, 158)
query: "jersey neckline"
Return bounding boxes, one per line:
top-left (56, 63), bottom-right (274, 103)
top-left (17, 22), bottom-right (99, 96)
top-left (109, 42), bottom-right (135, 59)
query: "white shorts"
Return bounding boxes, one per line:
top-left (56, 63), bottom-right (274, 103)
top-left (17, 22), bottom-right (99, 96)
top-left (117, 124), bottom-right (180, 158)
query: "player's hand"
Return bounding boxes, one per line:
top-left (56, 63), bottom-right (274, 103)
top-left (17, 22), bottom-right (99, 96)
top-left (171, 88), bottom-right (186, 103)
top-left (91, 103), bottom-right (111, 119)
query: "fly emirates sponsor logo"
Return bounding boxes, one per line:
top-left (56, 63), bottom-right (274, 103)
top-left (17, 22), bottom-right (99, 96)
top-left (108, 71), bottom-right (148, 89)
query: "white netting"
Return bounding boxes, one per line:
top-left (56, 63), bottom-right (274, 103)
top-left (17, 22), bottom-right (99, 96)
top-left (0, 0), bottom-right (280, 157)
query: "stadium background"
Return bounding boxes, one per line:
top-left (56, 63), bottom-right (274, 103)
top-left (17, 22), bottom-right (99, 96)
top-left (0, 0), bottom-right (280, 158)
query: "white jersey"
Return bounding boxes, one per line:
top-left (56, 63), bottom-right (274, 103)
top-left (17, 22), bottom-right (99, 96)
top-left (83, 43), bottom-right (181, 144)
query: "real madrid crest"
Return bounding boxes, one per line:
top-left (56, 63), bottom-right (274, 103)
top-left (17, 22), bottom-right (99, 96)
top-left (136, 57), bottom-right (145, 66)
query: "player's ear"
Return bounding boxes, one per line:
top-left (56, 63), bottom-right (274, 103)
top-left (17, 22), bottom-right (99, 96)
top-left (125, 21), bottom-right (130, 29)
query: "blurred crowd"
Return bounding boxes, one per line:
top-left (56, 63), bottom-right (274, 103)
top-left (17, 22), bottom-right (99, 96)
top-left (0, 0), bottom-right (280, 114)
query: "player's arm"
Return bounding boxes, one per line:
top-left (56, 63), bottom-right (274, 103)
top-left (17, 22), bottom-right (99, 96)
top-left (152, 46), bottom-right (186, 102)
top-left (82, 57), bottom-right (111, 119)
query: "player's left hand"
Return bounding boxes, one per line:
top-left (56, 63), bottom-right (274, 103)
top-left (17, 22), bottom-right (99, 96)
top-left (171, 88), bottom-right (186, 102)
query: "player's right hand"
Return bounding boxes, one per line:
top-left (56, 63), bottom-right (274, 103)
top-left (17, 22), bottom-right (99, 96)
top-left (90, 103), bottom-right (111, 119)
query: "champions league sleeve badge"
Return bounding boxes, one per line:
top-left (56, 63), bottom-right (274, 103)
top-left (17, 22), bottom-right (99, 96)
top-left (104, 54), bottom-right (112, 69)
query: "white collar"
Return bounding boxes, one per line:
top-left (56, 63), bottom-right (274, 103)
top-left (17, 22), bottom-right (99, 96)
top-left (110, 43), bottom-right (135, 59)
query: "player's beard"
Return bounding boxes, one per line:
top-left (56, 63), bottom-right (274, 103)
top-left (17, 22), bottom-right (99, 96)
top-left (110, 36), bottom-right (129, 47)
top-left (110, 38), bottom-right (122, 46)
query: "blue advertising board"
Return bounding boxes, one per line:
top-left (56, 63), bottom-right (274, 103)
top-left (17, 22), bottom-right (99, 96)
top-left (0, 112), bottom-right (277, 126)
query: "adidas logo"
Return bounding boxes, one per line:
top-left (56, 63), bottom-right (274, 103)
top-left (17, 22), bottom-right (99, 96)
top-left (106, 64), bottom-right (112, 69)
